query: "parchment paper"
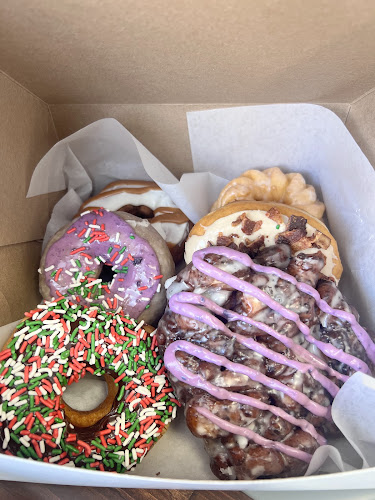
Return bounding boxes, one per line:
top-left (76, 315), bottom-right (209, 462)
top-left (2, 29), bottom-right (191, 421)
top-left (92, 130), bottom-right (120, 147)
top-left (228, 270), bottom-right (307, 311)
top-left (15, 105), bottom-right (375, 493)
top-left (27, 119), bottom-right (181, 248)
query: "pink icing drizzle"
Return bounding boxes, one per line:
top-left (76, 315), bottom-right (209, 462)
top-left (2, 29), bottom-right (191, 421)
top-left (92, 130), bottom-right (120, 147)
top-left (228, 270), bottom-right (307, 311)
top-left (196, 407), bottom-right (313, 463)
top-left (169, 292), bottom-right (343, 396)
top-left (163, 246), bottom-right (375, 463)
top-left (165, 340), bottom-right (326, 446)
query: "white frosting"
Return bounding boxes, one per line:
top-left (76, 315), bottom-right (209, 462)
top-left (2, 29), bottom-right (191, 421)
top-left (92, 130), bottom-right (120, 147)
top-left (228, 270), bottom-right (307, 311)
top-left (197, 288), bottom-right (232, 307)
top-left (87, 189), bottom-right (172, 212)
top-left (102, 182), bottom-right (152, 192)
top-left (84, 189), bottom-right (189, 245)
top-left (220, 466), bottom-right (234, 476)
top-left (185, 209), bottom-right (338, 280)
top-left (166, 279), bottom-right (191, 300)
top-left (164, 275), bottom-right (177, 290)
top-left (126, 219), bottom-right (150, 229)
top-left (236, 435), bottom-right (248, 449)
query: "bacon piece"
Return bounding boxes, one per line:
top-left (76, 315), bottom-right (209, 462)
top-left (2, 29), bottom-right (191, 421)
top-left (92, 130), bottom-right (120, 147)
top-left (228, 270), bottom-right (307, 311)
top-left (242, 218), bottom-right (262, 236)
top-left (277, 229), bottom-right (305, 245)
top-left (216, 233), bottom-right (234, 247)
top-left (311, 231), bottom-right (331, 250)
top-left (231, 213), bottom-right (247, 226)
top-left (277, 215), bottom-right (307, 245)
top-left (265, 207), bottom-right (283, 225)
top-left (290, 231), bottom-right (331, 253)
top-left (238, 236), bottom-right (265, 257)
top-left (288, 215), bottom-right (307, 232)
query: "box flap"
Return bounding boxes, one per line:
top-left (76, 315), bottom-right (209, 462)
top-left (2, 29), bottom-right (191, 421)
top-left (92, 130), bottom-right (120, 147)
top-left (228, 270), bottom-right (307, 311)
top-left (0, 2), bottom-right (375, 104)
top-left (0, 72), bottom-right (60, 246)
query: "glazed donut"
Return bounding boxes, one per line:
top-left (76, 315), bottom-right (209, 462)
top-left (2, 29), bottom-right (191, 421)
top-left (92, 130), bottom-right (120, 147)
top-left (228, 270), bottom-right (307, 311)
top-left (157, 245), bottom-right (375, 480)
top-left (40, 209), bottom-right (175, 326)
top-left (185, 201), bottom-right (342, 282)
top-left (79, 180), bottom-right (191, 264)
top-left (211, 167), bottom-right (325, 219)
top-left (0, 300), bottom-right (179, 471)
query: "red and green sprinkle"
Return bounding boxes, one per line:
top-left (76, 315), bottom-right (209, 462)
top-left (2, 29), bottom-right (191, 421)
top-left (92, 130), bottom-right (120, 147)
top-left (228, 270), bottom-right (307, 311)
top-left (47, 209), bottom-right (163, 312)
top-left (0, 300), bottom-right (179, 472)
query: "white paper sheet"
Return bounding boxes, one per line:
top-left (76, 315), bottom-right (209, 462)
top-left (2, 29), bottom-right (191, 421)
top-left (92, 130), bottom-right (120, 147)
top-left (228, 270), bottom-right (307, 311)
top-left (13, 105), bottom-right (375, 494)
top-left (27, 118), bottom-right (181, 248)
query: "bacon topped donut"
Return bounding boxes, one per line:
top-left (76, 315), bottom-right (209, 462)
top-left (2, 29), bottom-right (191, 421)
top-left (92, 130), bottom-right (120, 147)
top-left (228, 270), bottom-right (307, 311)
top-left (157, 245), bottom-right (375, 480)
top-left (40, 209), bottom-right (175, 325)
top-left (185, 201), bottom-right (343, 282)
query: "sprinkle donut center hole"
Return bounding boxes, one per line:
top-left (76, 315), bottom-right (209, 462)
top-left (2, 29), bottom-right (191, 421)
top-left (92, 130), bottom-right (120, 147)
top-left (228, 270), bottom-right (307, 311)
top-left (98, 263), bottom-right (116, 284)
top-left (63, 373), bottom-right (108, 412)
top-left (119, 204), bottom-right (155, 219)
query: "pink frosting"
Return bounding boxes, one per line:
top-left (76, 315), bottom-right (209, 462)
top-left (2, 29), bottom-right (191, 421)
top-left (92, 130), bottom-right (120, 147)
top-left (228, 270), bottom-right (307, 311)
top-left (164, 246), bottom-right (375, 464)
top-left (44, 209), bottom-right (161, 317)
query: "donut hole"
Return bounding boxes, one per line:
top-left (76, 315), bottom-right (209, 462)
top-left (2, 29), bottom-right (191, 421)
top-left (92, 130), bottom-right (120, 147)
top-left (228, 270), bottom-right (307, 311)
top-left (119, 204), bottom-right (155, 219)
top-left (63, 373), bottom-right (119, 428)
top-left (98, 263), bottom-right (116, 284)
top-left (62, 373), bottom-right (108, 411)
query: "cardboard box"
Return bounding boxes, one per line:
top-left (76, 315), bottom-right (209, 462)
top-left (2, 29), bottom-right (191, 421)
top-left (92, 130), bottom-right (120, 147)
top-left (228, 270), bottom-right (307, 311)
top-left (1, 1), bottom-right (375, 497)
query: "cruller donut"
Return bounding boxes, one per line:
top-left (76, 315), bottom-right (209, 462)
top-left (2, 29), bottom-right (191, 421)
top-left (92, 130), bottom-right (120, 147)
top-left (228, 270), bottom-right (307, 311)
top-left (185, 201), bottom-right (342, 282)
top-left (0, 300), bottom-right (179, 471)
top-left (211, 167), bottom-right (325, 219)
top-left (40, 209), bottom-right (175, 326)
top-left (79, 180), bottom-right (191, 264)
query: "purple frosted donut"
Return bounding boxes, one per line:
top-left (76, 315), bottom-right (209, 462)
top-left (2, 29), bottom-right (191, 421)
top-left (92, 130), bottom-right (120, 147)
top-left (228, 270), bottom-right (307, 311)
top-left (39, 209), bottom-right (175, 325)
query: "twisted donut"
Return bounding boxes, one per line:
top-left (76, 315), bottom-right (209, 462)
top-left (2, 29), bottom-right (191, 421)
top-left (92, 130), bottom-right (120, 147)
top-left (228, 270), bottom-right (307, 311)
top-left (211, 167), bottom-right (325, 219)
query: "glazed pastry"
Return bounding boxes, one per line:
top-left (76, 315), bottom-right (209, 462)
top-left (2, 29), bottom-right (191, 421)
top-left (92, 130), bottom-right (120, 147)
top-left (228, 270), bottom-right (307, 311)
top-left (211, 167), bottom-right (325, 219)
top-left (40, 209), bottom-right (175, 325)
top-left (185, 201), bottom-right (342, 282)
top-left (0, 301), bottom-right (178, 471)
top-left (79, 180), bottom-right (191, 264)
top-left (157, 245), bottom-right (375, 480)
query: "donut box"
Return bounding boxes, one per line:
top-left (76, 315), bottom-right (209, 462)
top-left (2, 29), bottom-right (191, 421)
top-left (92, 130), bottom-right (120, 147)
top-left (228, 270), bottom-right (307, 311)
top-left (1, 3), bottom-right (375, 499)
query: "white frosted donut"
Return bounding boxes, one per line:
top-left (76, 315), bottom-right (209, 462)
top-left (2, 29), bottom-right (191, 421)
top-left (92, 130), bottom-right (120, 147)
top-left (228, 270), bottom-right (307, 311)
top-left (79, 181), bottom-right (190, 264)
top-left (185, 201), bottom-right (342, 282)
